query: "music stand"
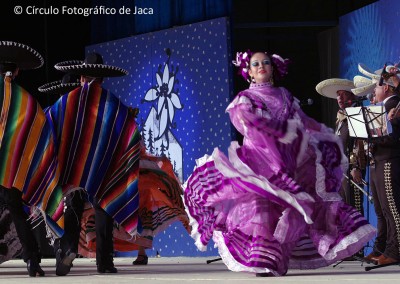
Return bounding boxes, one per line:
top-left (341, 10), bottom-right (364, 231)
top-left (345, 105), bottom-right (389, 139)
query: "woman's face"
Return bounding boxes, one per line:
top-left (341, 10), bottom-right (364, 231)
top-left (248, 52), bottom-right (273, 84)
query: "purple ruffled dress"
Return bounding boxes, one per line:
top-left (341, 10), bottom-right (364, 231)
top-left (183, 82), bottom-right (376, 276)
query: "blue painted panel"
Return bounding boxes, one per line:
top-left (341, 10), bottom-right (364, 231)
top-left (86, 17), bottom-right (233, 256)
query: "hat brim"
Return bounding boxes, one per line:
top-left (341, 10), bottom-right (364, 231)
top-left (315, 78), bottom-right (355, 99)
top-left (358, 63), bottom-right (381, 79)
top-left (357, 63), bottom-right (399, 87)
top-left (0, 41), bottom-right (43, 70)
top-left (38, 80), bottom-right (81, 95)
top-left (55, 61), bottom-right (128, 77)
top-left (353, 75), bottom-right (372, 88)
top-left (351, 83), bottom-right (375, 97)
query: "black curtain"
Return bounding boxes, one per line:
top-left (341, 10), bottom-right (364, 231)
top-left (317, 26), bottom-right (340, 129)
top-left (91, 0), bottom-right (232, 44)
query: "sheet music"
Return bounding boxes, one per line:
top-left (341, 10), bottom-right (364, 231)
top-left (345, 105), bottom-right (387, 138)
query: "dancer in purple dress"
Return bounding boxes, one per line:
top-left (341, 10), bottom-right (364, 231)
top-left (183, 51), bottom-right (376, 276)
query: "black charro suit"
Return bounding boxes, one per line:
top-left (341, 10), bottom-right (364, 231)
top-left (370, 95), bottom-right (400, 260)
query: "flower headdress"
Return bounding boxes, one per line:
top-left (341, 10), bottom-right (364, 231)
top-left (232, 50), bottom-right (290, 82)
top-left (232, 50), bottom-right (253, 82)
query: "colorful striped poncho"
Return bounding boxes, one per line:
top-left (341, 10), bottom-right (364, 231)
top-left (0, 76), bottom-right (58, 208)
top-left (44, 82), bottom-right (141, 238)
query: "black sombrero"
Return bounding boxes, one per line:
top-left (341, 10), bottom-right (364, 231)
top-left (38, 73), bottom-right (81, 94)
top-left (54, 52), bottom-right (128, 78)
top-left (0, 41), bottom-right (44, 70)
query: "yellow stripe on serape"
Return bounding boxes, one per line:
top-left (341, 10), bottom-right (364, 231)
top-left (0, 77), bottom-right (11, 152)
top-left (14, 107), bottom-right (46, 189)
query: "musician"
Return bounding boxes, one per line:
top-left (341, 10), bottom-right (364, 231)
top-left (316, 79), bottom-right (367, 222)
top-left (365, 72), bottom-right (400, 266)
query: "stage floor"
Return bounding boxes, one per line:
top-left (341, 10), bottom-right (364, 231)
top-left (0, 257), bottom-right (398, 283)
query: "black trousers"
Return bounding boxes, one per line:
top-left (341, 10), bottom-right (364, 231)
top-left (94, 198), bottom-right (114, 267)
top-left (0, 186), bottom-right (39, 262)
top-left (59, 192), bottom-right (114, 266)
top-left (59, 190), bottom-right (85, 254)
top-left (370, 157), bottom-right (400, 259)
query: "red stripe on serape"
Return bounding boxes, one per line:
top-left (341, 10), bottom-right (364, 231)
top-left (71, 88), bottom-right (101, 185)
top-left (120, 213), bottom-right (139, 235)
top-left (58, 89), bottom-right (80, 183)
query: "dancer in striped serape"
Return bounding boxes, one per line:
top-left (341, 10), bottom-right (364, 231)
top-left (43, 53), bottom-right (141, 275)
top-left (183, 51), bottom-right (376, 276)
top-left (0, 41), bottom-right (58, 277)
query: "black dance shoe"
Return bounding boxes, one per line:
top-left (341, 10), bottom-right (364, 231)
top-left (97, 264), bottom-right (118, 273)
top-left (55, 249), bottom-right (76, 276)
top-left (27, 258), bottom-right (45, 277)
top-left (132, 255), bottom-right (148, 265)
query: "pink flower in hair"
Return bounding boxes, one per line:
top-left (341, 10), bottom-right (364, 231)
top-left (232, 50), bottom-right (253, 82)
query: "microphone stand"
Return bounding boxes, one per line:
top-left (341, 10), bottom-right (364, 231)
top-left (342, 174), bottom-right (373, 203)
top-left (206, 257), bottom-right (222, 264)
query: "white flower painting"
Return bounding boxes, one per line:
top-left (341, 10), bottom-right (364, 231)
top-left (141, 49), bottom-right (184, 181)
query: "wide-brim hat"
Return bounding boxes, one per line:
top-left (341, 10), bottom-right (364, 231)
top-left (353, 75), bottom-right (376, 88)
top-left (358, 63), bottom-right (397, 87)
top-left (0, 41), bottom-right (43, 70)
top-left (351, 75), bottom-right (376, 97)
top-left (358, 63), bottom-right (380, 79)
top-left (315, 78), bottom-right (355, 99)
top-left (54, 53), bottom-right (128, 78)
top-left (38, 73), bottom-right (81, 94)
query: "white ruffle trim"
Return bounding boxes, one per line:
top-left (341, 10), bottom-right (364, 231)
top-left (182, 154), bottom-right (217, 252)
top-left (310, 132), bottom-right (347, 201)
top-left (322, 224), bottom-right (376, 261)
top-left (213, 231), bottom-right (279, 275)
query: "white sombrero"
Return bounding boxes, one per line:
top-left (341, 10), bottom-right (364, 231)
top-left (54, 53), bottom-right (128, 78)
top-left (315, 78), bottom-right (355, 99)
top-left (358, 63), bottom-right (397, 87)
top-left (0, 41), bottom-right (43, 70)
top-left (351, 74), bottom-right (377, 97)
top-left (38, 73), bottom-right (81, 95)
top-left (358, 63), bottom-right (381, 80)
